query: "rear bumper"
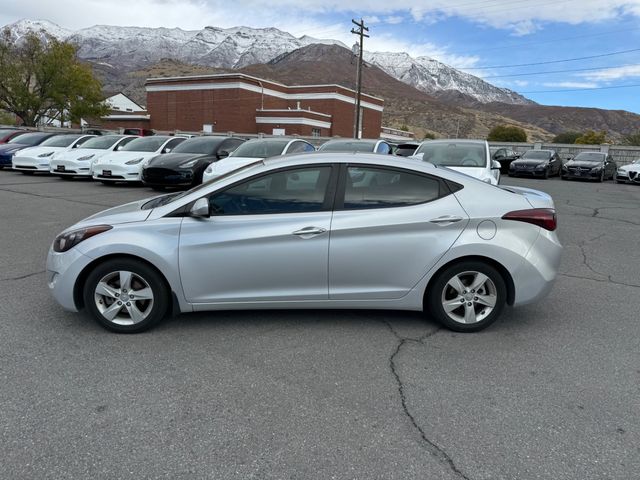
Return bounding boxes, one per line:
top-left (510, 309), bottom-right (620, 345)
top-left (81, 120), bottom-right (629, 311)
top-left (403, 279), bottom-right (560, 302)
top-left (511, 229), bottom-right (562, 306)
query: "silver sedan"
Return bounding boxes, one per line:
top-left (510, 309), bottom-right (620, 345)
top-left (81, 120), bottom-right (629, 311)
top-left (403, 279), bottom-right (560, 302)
top-left (47, 153), bottom-right (562, 333)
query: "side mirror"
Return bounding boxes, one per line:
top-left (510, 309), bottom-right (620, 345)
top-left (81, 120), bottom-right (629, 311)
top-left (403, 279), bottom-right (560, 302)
top-left (164, 148), bottom-right (172, 154)
top-left (217, 150), bottom-right (230, 159)
top-left (491, 160), bottom-right (501, 170)
top-left (190, 198), bottom-right (210, 218)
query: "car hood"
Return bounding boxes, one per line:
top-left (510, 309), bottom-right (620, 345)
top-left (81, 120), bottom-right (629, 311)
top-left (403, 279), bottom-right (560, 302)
top-left (52, 148), bottom-right (106, 161)
top-left (13, 146), bottom-right (69, 158)
top-left (619, 163), bottom-right (640, 172)
top-left (208, 156), bottom-right (263, 176)
top-left (0, 143), bottom-right (28, 155)
top-left (95, 151), bottom-right (158, 165)
top-left (498, 186), bottom-right (555, 209)
top-left (565, 160), bottom-right (602, 168)
top-left (446, 166), bottom-right (495, 184)
top-left (71, 197), bottom-right (156, 230)
top-left (512, 158), bottom-right (549, 165)
top-left (147, 152), bottom-right (209, 168)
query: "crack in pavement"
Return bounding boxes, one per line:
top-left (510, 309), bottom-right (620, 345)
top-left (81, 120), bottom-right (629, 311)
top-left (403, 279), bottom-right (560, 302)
top-left (382, 320), bottom-right (471, 480)
top-left (0, 186), bottom-right (112, 207)
top-left (0, 270), bottom-right (45, 282)
top-left (558, 272), bottom-right (640, 289)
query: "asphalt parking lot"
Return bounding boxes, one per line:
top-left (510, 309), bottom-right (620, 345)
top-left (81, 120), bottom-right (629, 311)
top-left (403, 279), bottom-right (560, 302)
top-left (1, 171), bottom-right (639, 479)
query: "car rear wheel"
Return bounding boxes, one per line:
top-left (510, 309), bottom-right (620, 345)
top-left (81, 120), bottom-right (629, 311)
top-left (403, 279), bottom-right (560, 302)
top-left (598, 171), bottom-right (605, 182)
top-left (83, 259), bottom-right (169, 333)
top-left (426, 261), bottom-right (507, 332)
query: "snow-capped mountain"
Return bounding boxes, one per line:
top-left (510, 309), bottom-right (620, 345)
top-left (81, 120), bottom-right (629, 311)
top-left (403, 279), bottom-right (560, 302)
top-left (363, 51), bottom-right (530, 104)
top-left (5, 19), bottom-right (529, 105)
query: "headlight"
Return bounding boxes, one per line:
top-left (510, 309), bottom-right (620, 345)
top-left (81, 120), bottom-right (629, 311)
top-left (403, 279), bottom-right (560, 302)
top-left (77, 154), bottom-right (95, 161)
top-left (535, 163), bottom-right (547, 170)
top-left (142, 158), bottom-right (152, 168)
top-left (38, 151), bottom-right (55, 157)
top-left (180, 159), bottom-right (199, 169)
top-left (53, 225), bottom-right (112, 253)
top-left (591, 166), bottom-right (602, 172)
top-left (125, 157), bottom-right (144, 165)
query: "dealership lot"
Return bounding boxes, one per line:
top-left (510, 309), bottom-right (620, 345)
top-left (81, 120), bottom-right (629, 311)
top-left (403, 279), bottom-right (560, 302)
top-left (1, 172), bottom-right (639, 479)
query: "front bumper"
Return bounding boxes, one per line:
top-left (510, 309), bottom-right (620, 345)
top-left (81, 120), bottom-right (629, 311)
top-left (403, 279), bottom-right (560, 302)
top-left (616, 171), bottom-right (640, 183)
top-left (142, 167), bottom-right (195, 186)
top-left (46, 247), bottom-right (95, 312)
top-left (509, 166), bottom-right (548, 177)
top-left (510, 228), bottom-right (562, 306)
top-left (0, 154), bottom-right (14, 166)
top-left (50, 159), bottom-right (93, 177)
top-left (562, 168), bottom-right (601, 180)
top-left (12, 156), bottom-right (52, 172)
top-left (92, 163), bottom-right (142, 182)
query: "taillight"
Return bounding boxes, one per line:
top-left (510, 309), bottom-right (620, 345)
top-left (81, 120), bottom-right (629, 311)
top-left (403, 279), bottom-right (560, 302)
top-left (502, 208), bottom-right (557, 231)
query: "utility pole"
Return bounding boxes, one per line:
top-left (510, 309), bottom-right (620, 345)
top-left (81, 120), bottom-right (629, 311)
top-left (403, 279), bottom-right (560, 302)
top-left (351, 18), bottom-right (369, 139)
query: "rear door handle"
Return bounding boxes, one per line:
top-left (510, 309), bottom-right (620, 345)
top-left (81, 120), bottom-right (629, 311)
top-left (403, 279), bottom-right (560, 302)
top-left (429, 215), bottom-right (464, 225)
top-left (292, 226), bottom-right (327, 236)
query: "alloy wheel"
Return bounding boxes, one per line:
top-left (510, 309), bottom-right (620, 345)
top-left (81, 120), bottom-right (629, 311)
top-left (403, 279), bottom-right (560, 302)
top-left (440, 271), bottom-right (498, 324)
top-left (94, 270), bottom-right (154, 325)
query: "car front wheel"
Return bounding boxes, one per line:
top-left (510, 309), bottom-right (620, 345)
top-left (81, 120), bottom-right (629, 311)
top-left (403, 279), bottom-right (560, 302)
top-left (426, 261), bottom-right (507, 332)
top-left (83, 258), bottom-right (169, 333)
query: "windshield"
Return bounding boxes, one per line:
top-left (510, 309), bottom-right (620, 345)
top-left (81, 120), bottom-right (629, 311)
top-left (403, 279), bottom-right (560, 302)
top-left (319, 140), bottom-right (377, 152)
top-left (39, 135), bottom-right (84, 148)
top-left (82, 135), bottom-right (123, 150)
top-left (522, 150), bottom-right (552, 160)
top-left (7, 132), bottom-right (51, 146)
top-left (142, 160), bottom-right (264, 209)
top-left (121, 137), bottom-right (169, 152)
top-left (416, 142), bottom-right (488, 167)
top-left (573, 152), bottom-right (605, 163)
top-left (171, 137), bottom-right (223, 155)
top-left (231, 140), bottom-right (290, 158)
top-left (0, 129), bottom-right (19, 137)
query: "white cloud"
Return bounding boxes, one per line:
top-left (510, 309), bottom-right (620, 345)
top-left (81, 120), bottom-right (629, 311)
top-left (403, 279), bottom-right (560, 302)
top-left (384, 16), bottom-right (404, 25)
top-left (579, 64), bottom-right (640, 81)
top-left (542, 81), bottom-right (600, 88)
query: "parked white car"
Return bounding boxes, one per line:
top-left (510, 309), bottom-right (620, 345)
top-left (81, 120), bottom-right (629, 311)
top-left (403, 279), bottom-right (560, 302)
top-left (615, 159), bottom-right (640, 184)
top-left (201, 138), bottom-right (315, 183)
top-left (413, 139), bottom-right (501, 185)
top-left (50, 135), bottom-right (138, 178)
top-left (92, 136), bottom-right (185, 183)
top-left (12, 134), bottom-right (95, 174)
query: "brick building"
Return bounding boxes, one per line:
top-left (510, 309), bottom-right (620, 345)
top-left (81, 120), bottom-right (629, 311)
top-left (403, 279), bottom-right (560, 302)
top-left (144, 73), bottom-right (384, 138)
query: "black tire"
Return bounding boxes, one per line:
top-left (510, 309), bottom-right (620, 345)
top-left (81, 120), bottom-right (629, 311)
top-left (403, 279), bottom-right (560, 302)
top-left (83, 258), bottom-right (170, 333)
top-left (561, 176), bottom-right (567, 180)
top-left (426, 261), bottom-right (507, 333)
top-left (59, 175), bottom-right (74, 180)
top-left (543, 168), bottom-right (549, 179)
top-left (597, 171), bottom-right (604, 183)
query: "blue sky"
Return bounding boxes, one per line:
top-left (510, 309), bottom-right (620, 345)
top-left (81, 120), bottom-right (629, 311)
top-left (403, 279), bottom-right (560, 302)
top-left (3, 0), bottom-right (640, 112)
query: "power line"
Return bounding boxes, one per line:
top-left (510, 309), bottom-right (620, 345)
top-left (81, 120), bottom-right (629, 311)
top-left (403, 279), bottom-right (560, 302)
top-left (460, 47), bottom-right (640, 70)
top-left (483, 62), bottom-right (640, 78)
top-left (520, 83), bottom-right (640, 93)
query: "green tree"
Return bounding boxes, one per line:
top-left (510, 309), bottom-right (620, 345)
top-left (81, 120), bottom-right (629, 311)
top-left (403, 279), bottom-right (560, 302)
top-left (622, 130), bottom-right (640, 146)
top-left (0, 29), bottom-right (109, 127)
top-left (0, 109), bottom-right (15, 125)
top-left (423, 132), bottom-right (436, 140)
top-left (552, 131), bottom-right (581, 144)
top-left (574, 130), bottom-right (607, 145)
top-left (487, 124), bottom-right (527, 142)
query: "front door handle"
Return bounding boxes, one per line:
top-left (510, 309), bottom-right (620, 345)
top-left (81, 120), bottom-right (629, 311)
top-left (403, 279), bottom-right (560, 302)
top-left (429, 215), bottom-right (464, 225)
top-left (292, 226), bottom-right (327, 236)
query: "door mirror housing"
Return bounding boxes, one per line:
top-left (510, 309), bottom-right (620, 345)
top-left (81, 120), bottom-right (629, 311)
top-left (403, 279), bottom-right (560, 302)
top-left (217, 150), bottom-right (230, 159)
top-left (190, 198), bottom-right (210, 218)
top-left (491, 160), bottom-right (501, 170)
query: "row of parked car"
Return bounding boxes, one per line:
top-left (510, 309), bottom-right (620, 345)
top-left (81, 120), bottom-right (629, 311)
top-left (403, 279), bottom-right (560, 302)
top-left (1, 127), bottom-right (639, 187)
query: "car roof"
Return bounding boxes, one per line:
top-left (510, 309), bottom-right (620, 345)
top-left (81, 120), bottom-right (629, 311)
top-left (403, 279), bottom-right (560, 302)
top-left (422, 139), bottom-right (487, 145)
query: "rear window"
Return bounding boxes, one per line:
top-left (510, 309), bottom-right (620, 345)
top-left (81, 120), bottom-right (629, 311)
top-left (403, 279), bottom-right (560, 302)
top-left (416, 142), bottom-right (488, 167)
top-left (319, 140), bottom-right (377, 152)
top-left (231, 140), bottom-right (290, 158)
top-left (343, 166), bottom-right (443, 209)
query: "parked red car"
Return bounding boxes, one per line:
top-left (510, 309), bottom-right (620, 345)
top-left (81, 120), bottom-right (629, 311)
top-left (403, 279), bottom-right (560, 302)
top-left (0, 129), bottom-right (27, 144)
top-left (123, 128), bottom-right (155, 136)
